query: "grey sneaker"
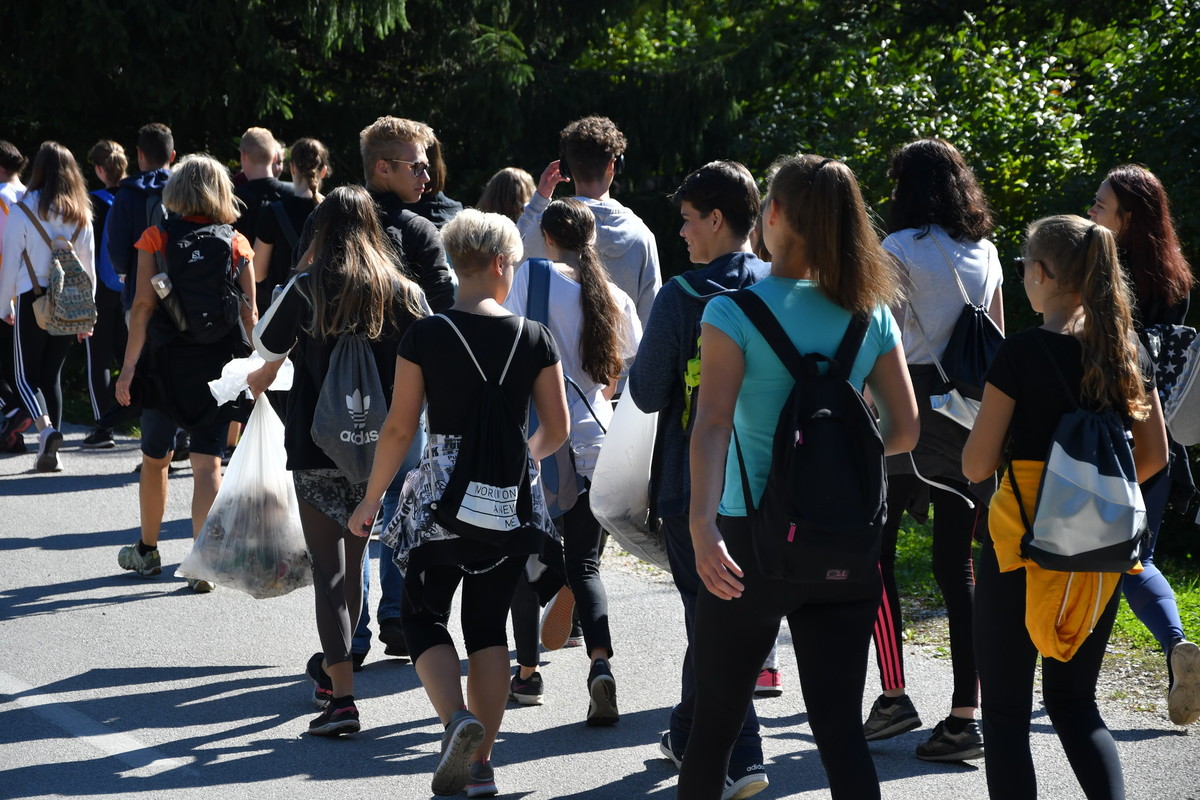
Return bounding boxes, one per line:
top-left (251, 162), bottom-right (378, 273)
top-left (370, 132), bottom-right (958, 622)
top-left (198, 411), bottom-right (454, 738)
top-left (187, 578), bottom-right (215, 593)
top-left (432, 709), bottom-right (485, 796)
top-left (915, 718), bottom-right (984, 762)
top-left (118, 543), bottom-right (162, 576)
top-left (35, 429), bottom-right (63, 472)
top-left (864, 693), bottom-right (921, 741)
top-left (465, 759), bottom-right (497, 798)
top-left (1168, 639), bottom-right (1200, 726)
top-left (586, 658), bottom-right (619, 726)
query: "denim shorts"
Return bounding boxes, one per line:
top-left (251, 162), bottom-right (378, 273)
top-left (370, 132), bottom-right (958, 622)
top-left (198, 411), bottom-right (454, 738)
top-left (140, 407), bottom-right (227, 459)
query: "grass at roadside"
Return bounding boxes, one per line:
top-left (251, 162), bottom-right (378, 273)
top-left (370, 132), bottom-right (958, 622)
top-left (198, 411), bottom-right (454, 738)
top-left (894, 516), bottom-right (1200, 653)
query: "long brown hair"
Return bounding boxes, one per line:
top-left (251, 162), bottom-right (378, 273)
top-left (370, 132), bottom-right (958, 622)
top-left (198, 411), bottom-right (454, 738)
top-left (768, 154), bottom-right (900, 314)
top-left (302, 185), bottom-right (425, 339)
top-left (26, 141), bottom-right (90, 228)
top-left (1025, 215), bottom-right (1149, 420)
top-left (1103, 164), bottom-right (1193, 312)
top-left (289, 138), bottom-right (330, 201)
top-left (540, 198), bottom-right (624, 385)
top-left (888, 137), bottom-right (994, 241)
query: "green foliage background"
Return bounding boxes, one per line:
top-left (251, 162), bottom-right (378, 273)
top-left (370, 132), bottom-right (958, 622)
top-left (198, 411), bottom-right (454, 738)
top-left (6, 0), bottom-right (1199, 549)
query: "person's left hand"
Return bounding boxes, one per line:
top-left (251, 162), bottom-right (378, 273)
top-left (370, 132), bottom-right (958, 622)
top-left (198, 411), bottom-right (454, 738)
top-left (347, 499), bottom-right (381, 538)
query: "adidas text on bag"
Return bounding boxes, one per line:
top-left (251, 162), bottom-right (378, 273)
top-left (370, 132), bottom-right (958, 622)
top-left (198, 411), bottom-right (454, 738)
top-left (311, 334), bottom-right (388, 485)
top-left (1011, 336), bottom-right (1148, 573)
top-left (16, 202), bottom-right (95, 336)
top-left (729, 291), bottom-right (886, 586)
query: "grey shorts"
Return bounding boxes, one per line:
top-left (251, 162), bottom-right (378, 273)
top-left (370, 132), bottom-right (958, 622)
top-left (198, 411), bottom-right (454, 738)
top-left (292, 468), bottom-right (366, 529)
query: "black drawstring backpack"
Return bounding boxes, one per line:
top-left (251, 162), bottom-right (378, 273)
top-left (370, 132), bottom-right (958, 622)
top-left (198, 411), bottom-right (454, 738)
top-left (430, 314), bottom-right (535, 545)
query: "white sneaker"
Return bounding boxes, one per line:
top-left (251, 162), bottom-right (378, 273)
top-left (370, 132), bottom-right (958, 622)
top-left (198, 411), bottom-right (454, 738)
top-left (36, 428), bottom-right (64, 472)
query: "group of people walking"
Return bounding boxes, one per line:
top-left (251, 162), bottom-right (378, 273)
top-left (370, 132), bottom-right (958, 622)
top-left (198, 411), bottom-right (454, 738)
top-left (1, 113), bottom-right (1196, 800)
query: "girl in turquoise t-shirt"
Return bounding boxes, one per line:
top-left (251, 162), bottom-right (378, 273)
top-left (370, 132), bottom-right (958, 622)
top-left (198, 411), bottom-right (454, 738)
top-left (678, 154), bottom-right (919, 800)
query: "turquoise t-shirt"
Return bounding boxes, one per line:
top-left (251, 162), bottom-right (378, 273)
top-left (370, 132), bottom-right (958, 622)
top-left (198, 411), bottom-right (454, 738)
top-left (702, 276), bottom-right (901, 516)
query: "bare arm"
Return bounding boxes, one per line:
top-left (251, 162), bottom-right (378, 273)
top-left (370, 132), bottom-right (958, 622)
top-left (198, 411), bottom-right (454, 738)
top-left (347, 356), bottom-right (426, 536)
top-left (988, 286), bottom-right (1005, 335)
top-left (688, 323), bottom-right (745, 600)
top-left (528, 361), bottom-right (569, 461)
top-left (962, 382), bottom-right (1015, 483)
top-left (1131, 390), bottom-right (1169, 483)
top-left (863, 342), bottom-right (920, 456)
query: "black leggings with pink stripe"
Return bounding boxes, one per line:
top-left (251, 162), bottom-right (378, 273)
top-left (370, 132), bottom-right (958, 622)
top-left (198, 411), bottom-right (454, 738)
top-left (873, 473), bottom-right (982, 709)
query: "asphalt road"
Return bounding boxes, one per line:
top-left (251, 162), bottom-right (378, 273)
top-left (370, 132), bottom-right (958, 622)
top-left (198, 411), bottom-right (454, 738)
top-left (1, 426), bottom-right (1197, 799)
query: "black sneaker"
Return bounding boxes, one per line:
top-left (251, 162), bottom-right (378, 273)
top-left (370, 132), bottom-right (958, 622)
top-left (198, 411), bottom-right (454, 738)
top-left (586, 658), bottom-right (619, 726)
top-left (724, 752), bottom-right (769, 800)
top-left (308, 695), bottom-right (360, 736)
top-left (306, 652), bottom-right (334, 708)
top-left (509, 670), bottom-right (544, 705)
top-left (863, 693), bottom-right (921, 741)
top-left (3, 433), bottom-right (27, 454)
top-left (379, 618), bottom-right (410, 659)
top-left (35, 429), bottom-right (64, 472)
top-left (658, 731), bottom-right (682, 769)
top-left (351, 651), bottom-right (367, 672)
top-left (82, 426), bottom-right (116, 449)
top-left (915, 718), bottom-right (984, 762)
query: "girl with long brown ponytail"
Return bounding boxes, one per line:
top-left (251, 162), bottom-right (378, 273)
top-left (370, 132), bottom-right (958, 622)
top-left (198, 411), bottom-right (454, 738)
top-left (502, 197), bottom-right (642, 722)
top-left (964, 214), bottom-right (1169, 798)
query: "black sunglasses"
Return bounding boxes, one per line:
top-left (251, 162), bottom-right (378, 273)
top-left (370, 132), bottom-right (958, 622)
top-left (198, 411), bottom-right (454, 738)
top-left (1014, 257), bottom-right (1054, 281)
top-left (384, 158), bottom-right (430, 177)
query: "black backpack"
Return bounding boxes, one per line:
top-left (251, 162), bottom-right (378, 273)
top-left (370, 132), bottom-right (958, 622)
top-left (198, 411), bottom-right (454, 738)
top-left (729, 291), bottom-right (886, 586)
top-left (430, 314), bottom-right (535, 546)
top-left (154, 219), bottom-right (245, 345)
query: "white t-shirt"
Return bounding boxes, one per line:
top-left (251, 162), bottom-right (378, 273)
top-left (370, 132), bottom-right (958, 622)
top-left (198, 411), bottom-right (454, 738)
top-left (0, 189), bottom-right (96, 312)
top-left (505, 259), bottom-right (642, 478)
top-left (882, 225), bottom-right (1002, 365)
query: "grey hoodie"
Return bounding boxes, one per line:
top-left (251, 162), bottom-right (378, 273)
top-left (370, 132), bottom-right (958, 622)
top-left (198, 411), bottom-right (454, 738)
top-left (519, 192), bottom-right (661, 327)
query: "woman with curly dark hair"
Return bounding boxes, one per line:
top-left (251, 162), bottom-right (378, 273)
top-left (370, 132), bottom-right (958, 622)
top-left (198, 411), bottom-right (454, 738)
top-left (1089, 164), bottom-right (1198, 726)
top-left (865, 138), bottom-right (1003, 761)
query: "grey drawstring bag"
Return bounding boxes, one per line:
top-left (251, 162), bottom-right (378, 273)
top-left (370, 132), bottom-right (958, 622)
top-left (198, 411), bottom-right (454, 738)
top-left (311, 334), bottom-right (387, 484)
top-left (1011, 336), bottom-right (1148, 573)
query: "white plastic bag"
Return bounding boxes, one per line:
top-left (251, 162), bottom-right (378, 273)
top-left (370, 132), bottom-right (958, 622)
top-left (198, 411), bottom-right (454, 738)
top-left (590, 396), bottom-right (670, 571)
top-left (177, 399), bottom-right (311, 598)
top-left (208, 352), bottom-right (294, 405)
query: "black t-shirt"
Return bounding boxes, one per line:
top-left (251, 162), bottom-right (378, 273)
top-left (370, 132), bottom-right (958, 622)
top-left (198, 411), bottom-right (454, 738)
top-left (398, 310), bottom-right (559, 435)
top-left (986, 327), bottom-right (1152, 461)
top-left (255, 271), bottom-right (424, 470)
top-left (233, 177), bottom-right (293, 243)
top-left (254, 195), bottom-right (318, 313)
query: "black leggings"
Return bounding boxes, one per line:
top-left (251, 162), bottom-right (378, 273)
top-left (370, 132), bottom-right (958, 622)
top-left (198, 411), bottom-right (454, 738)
top-left (974, 540), bottom-right (1124, 799)
top-left (677, 516), bottom-right (882, 800)
top-left (403, 555), bottom-right (525, 663)
top-left (13, 291), bottom-right (72, 428)
top-left (85, 284), bottom-right (127, 421)
top-left (299, 498), bottom-right (368, 668)
top-left (875, 473), bottom-right (981, 708)
top-left (558, 488), bottom-right (612, 656)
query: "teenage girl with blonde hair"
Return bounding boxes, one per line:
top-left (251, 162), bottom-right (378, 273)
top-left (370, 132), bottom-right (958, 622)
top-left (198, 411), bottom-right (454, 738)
top-left (114, 154), bottom-right (258, 589)
top-left (964, 215), bottom-right (1168, 799)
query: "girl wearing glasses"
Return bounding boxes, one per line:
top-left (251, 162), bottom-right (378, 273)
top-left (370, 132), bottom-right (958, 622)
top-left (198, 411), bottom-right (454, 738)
top-left (964, 215), bottom-right (1168, 799)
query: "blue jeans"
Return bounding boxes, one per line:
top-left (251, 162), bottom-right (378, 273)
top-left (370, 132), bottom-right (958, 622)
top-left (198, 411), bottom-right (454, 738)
top-left (352, 424), bottom-right (426, 654)
top-left (1122, 467), bottom-right (1185, 651)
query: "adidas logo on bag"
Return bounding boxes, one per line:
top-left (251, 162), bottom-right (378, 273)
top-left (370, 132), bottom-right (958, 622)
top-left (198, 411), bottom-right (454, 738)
top-left (340, 389), bottom-right (378, 445)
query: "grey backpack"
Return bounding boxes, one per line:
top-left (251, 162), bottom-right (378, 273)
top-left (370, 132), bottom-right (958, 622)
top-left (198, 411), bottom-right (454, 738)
top-left (310, 334), bottom-right (387, 484)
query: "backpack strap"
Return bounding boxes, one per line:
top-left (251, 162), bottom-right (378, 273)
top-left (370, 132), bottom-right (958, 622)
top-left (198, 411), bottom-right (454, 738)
top-left (928, 228), bottom-right (987, 307)
top-left (153, 224), bottom-right (169, 279)
top-left (728, 290), bottom-right (813, 381)
top-left (525, 258), bottom-right (552, 324)
top-left (15, 201), bottom-right (54, 250)
top-left (435, 313), bottom-right (525, 386)
top-left (20, 251), bottom-right (44, 296)
top-left (832, 313), bottom-right (870, 382)
top-left (271, 201), bottom-right (300, 251)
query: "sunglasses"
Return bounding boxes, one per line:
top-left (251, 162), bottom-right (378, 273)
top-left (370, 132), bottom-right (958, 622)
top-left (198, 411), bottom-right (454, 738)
top-left (1014, 257), bottom-right (1055, 281)
top-left (384, 158), bottom-right (430, 177)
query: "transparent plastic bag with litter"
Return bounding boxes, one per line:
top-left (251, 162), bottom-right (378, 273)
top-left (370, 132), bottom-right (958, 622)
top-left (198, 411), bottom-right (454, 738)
top-left (178, 399), bottom-right (311, 598)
